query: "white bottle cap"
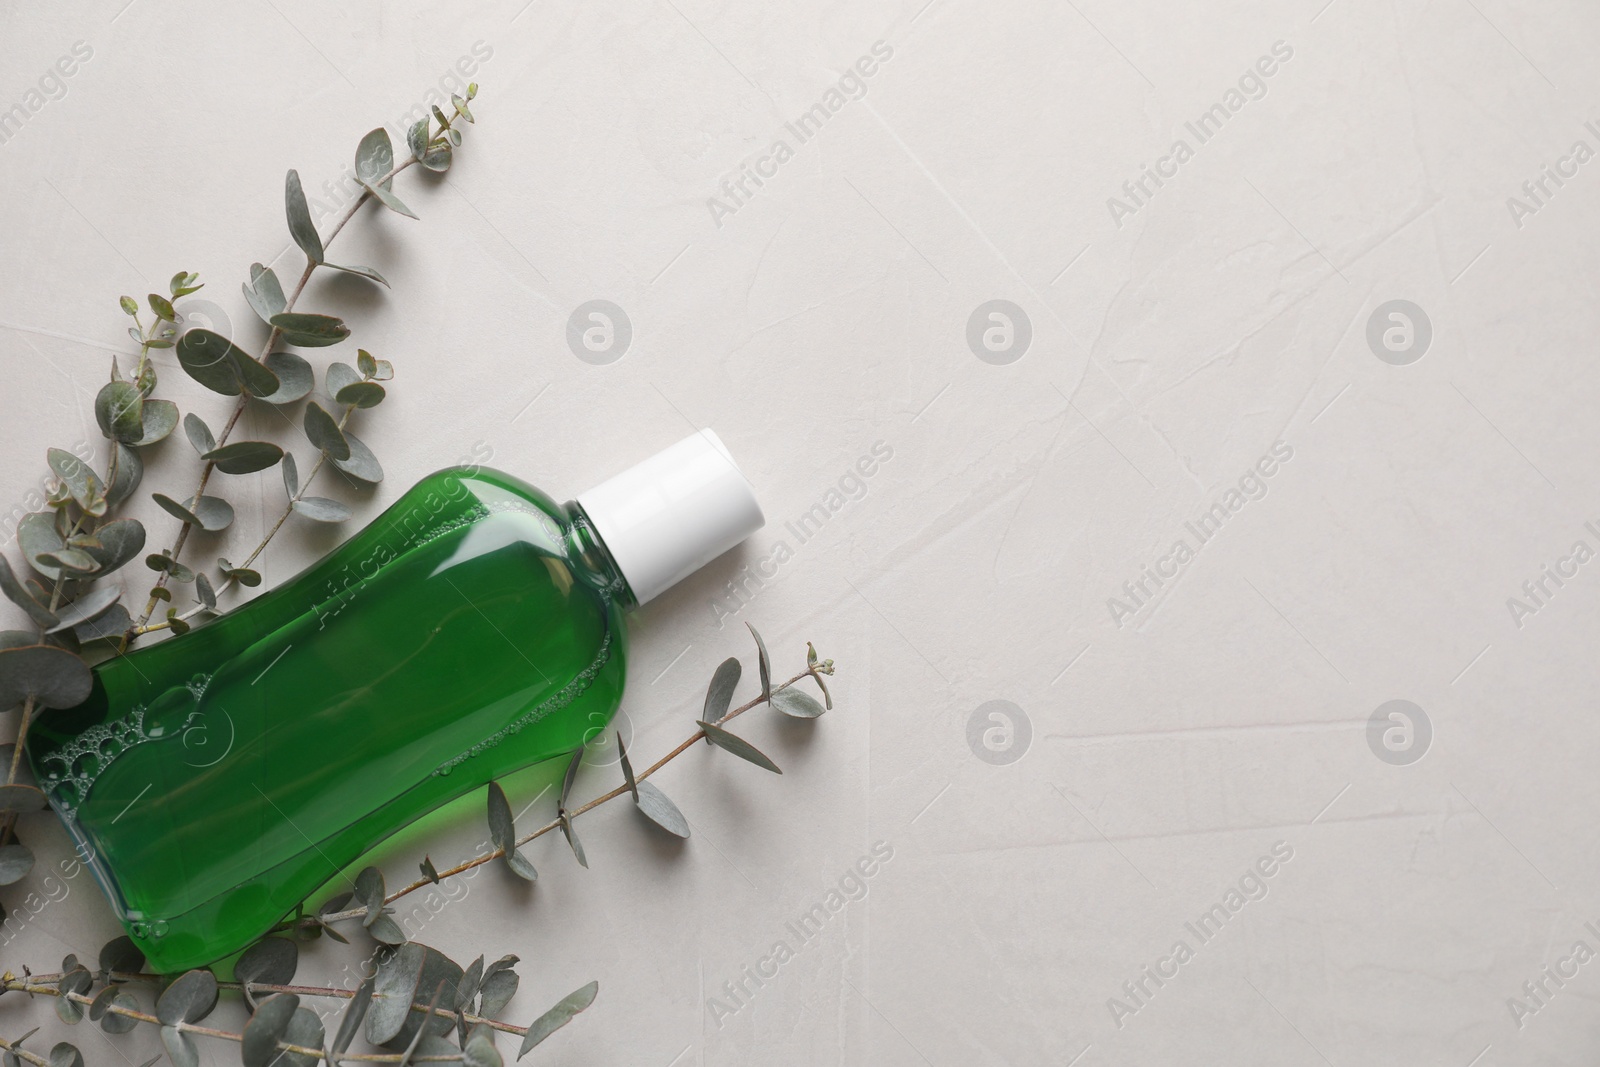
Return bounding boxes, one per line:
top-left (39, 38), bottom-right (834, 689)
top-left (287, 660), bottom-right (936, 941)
top-left (577, 429), bottom-right (765, 605)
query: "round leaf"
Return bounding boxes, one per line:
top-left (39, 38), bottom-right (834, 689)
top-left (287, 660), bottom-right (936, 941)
top-left (98, 934), bottom-right (146, 976)
top-left (365, 944), bottom-right (424, 1045)
top-left (46, 586), bottom-right (121, 634)
top-left (330, 429), bottom-right (383, 484)
top-left (281, 1007), bottom-right (324, 1067)
top-left (99, 992), bottom-right (139, 1034)
top-left (47, 1043), bottom-right (82, 1067)
top-left (260, 351), bottom-right (314, 405)
top-left (292, 497), bottom-right (352, 523)
top-left (241, 993), bottom-right (298, 1067)
top-left (135, 399), bottom-right (179, 446)
top-left (237, 936), bottom-right (299, 992)
top-left (0, 843), bottom-right (35, 885)
top-left (80, 518), bottom-right (145, 575)
top-left (304, 402), bottom-right (350, 460)
top-left (73, 602), bottom-right (131, 643)
top-left (243, 263), bottom-right (288, 325)
top-left (106, 443), bottom-right (143, 507)
top-left (771, 688), bottom-right (825, 719)
top-left (0, 644), bottom-right (92, 710)
top-left (183, 413), bottom-right (215, 456)
top-left (271, 312), bottom-right (349, 348)
top-left (155, 969), bottom-right (218, 1025)
top-left (0, 784), bottom-right (49, 813)
top-left (160, 1026), bottom-right (197, 1067)
top-left (326, 362), bottom-right (360, 397)
top-left (336, 381), bottom-right (386, 408)
top-left (94, 381), bottom-right (144, 443)
top-left (203, 441), bottom-right (284, 475)
top-left (175, 329), bottom-right (243, 396)
top-left (354, 128), bottom-right (395, 189)
top-left (189, 496), bottom-right (235, 533)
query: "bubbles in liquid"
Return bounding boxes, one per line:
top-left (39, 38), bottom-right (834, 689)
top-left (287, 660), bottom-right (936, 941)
top-left (39, 674), bottom-right (211, 818)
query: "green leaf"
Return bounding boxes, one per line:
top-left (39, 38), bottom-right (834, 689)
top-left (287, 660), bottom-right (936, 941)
top-left (420, 855), bottom-right (441, 884)
top-left (260, 350), bottom-right (314, 405)
top-left (419, 139), bottom-right (452, 172)
top-left (560, 748), bottom-right (581, 811)
top-left (135, 399), bottom-right (179, 446)
top-left (486, 782), bottom-right (537, 882)
top-left (703, 657), bottom-right (741, 723)
top-left (145, 553), bottom-right (195, 583)
top-left (771, 688), bottom-right (825, 718)
top-left (38, 548), bottom-right (98, 574)
top-left (407, 118), bottom-right (429, 161)
top-left (634, 780), bottom-right (690, 838)
top-left (48, 448), bottom-right (105, 516)
top-left (285, 169), bottom-right (323, 263)
top-left (241, 993), bottom-right (298, 1067)
top-left (449, 127), bottom-right (462, 147)
top-left (0, 842), bottom-right (35, 886)
top-left (194, 571), bottom-right (217, 611)
top-left (271, 312), bottom-right (350, 348)
top-left (99, 992), bottom-right (139, 1034)
top-left (95, 381), bottom-right (144, 442)
top-left (281, 1006), bottom-right (324, 1067)
top-left (293, 496), bottom-right (352, 523)
top-left (73, 602), bottom-right (131, 643)
top-left (0, 644), bottom-right (93, 709)
top-left (18, 512), bottom-right (64, 578)
top-left (304, 401), bottom-right (351, 460)
top-left (355, 128), bottom-right (395, 189)
top-left (219, 558), bottom-right (262, 588)
top-left (464, 1025), bottom-right (501, 1067)
top-left (617, 734), bottom-right (638, 800)
top-left (79, 518), bottom-right (145, 575)
top-left (478, 958), bottom-right (519, 1019)
top-left (369, 912), bottom-right (408, 945)
top-left (282, 451), bottom-right (300, 498)
top-left (327, 361), bottom-right (360, 397)
top-left (0, 783), bottom-right (48, 812)
top-left (0, 554), bottom-right (57, 628)
top-left (364, 181), bottom-right (419, 219)
top-left (365, 944), bottom-right (424, 1045)
top-left (170, 270), bottom-right (203, 298)
top-left (203, 441), bottom-right (284, 475)
top-left (175, 328), bottom-right (244, 395)
top-left (119, 295), bottom-right (137, 316)
top-left (155, 969), bottom-right (218, 1025)
top-left (323, 261), bottom-right (390, 287)
top-left (46, 586), bottom-right (121, 634)
top-left (747, 622), bottom-right (771, 700)
top-left (147, 293), bottom-right (175, 321)
top-left (152, 493), bottom-right (202, 527)
top-left (159, 1026), bottom-right (197, 1067)
top-left (338, 381), bottom-right (386, 408)
top-left (99, 934), bottom-right (146, 976)
top-left (559, 751), bottom-right (588, 868)
top-left (516, 981), bottom-right (598, 1059)
top-left (47, 1043), bottom-right (82, 1067)
top-left (334, 431), bottom-right (383, 484)
top-left (106, 443), bottom-right (142, 507)
top-left (243, 263), bottom-right (287, 325)
top-left (183, 413), bottom-right (215, 456)
top-left (697, 720), bottom-right (782, 774)
top-left (189, 496), bottom-right (234, 533)
top-left (354, 866), bottom-right (385, 928)
top-left (235, 937), bottom-right (298, 999)
top-left (332, 977), bottom-right (373, 1060)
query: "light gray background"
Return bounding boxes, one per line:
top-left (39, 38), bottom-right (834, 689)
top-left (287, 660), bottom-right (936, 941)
top-left (2, 0), bottom-right (1597, 1064)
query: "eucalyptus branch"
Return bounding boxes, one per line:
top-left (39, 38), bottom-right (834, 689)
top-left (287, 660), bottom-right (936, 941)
top-left (121, 159), bottom-right (411, 650)
top-left (319, 642), bottom-right (835, 927)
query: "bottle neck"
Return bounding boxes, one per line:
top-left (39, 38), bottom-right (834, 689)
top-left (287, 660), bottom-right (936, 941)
top-left (562, 501), bottom-right (638, 611)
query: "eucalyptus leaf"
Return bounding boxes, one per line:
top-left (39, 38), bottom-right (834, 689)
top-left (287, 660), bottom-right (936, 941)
top-left (747, 622), bottom-right (771, 700)
top-left (260, 351), bottom-right (314, 404)
top-left (73, 602), bottom-right (131, 643)
top-left (203, 441), bottom-right (284, 475)
top-left (37, 549), bottom-right (97, 574)
top-left (703, 657), bottom-right (741, 723)
top-left (0, 843), bottom-right (35, 886)
top-left (146, 552), bottom-right (193, 582)
top-left (420, 141), bottom-right (452, 172)
top-left (355, 128), bottom-right (395, 189)
top-left (486, 782), bottom-right (537, 882)
top-left (478, 963), bottom-right (519, 1020)
top-left (106, 443), bottom-right (143, 507)
top-left (406, 118), bottom-right (429, 162)
top-left (285, 170), bottom-right (323, 263)
top-left (98, 935), bottom-right (146, 976)
top-left (235, 351), bottom-right (283, 397)
top-left (243, 263), bottom-right (288, 324)
top-left (369, 912), bottom-right (408, 946)
top-left (219, 559), bottom-right (263, 588)
top-left (304, 402), bottom-right (351, 460)
top-left (365, 944), bottom-right (424, 1045)
top-left (189, 496), bottom-right (235, 533)
top-left (634, 780), bottom-right (690, 838)
top-left (457, 956), bottom-right (485, 1012)
top-left (334, 431), bottom-right (383, 484)
top-left (46, 586), bottom-right (120, 634)
top-left (47, 1043), bottom-right (82, 1067)
top-left (282, 452), bottom-right (300, 498)
top-left (87, 984), bottom-right (118, 1022)
top-left (463, 1026), bottom-right (500, 1067)
top-left (94, 380), bottom-right (144, 443)
top-left (0, 554), bottom-right (57, 628)
top-left (147, 292), bottom-right (176, 321)
top-left (559, 748), bottom-right (582, 812)
top-left (420, 856), bottom-right (440, 884)
top-left (156, 969), bottom-right (218, 1025)
top-left (516, 982), bottom-right (598, 1059)
top-left (135, 399), bottom-right (179, 446)
top-left (337, 381), bottom-right (386, 408)
top-left (175, 328), bottom-right (244, 396)
top-left (355, 866), bottom-right (385, 928)
top-left (281, 1006), bottom-right (324, 1067)
top-left (159, 1027), bottom-right (197, 1067)
top-left (237, 937), bottom-right (299, 998)
top-left (241, 993), bottom-right (299, 1067)
top-left (293, 497), bottom-right (352, 523)
top-left (48, 449), bottom-right (105, 516)
top-left (80, 518), bottom-right (145, 575)
top-left (271, 312), bottom-right (349, 348)
top-left (364, 181), bottom-right (418, 219)
top-left (331, 977), bottom-right (373, 1059)
top-left (0, 644), bottom-right (93, 709)
top-left (183, 413), bottom-right (215, 456)
top-left (152, 493), bottom-right (203, 527)
top-left (195, 572), bottom-right (217, 612)
top-left (697, 720), bottom-right (782, 774)
top-left (327, 362), bottom-right (360, 398)
top-left (618, 734), bottom-right (638, 801)
top-left (323, 261), bottom-right (390, 287)
top-left (100, 993), bottom-right (139, 1034)
top-left (559, 815), bottom-right (587, 869)
top-left (771, 688), bottom-right (825, 719)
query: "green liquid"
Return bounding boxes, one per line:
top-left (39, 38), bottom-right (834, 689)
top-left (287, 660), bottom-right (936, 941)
top-left (27, 467), bottom-right (632, 973)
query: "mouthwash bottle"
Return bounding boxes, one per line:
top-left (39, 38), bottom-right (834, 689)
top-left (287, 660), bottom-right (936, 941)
top-left (27, 430), bottom-right (763, 973)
